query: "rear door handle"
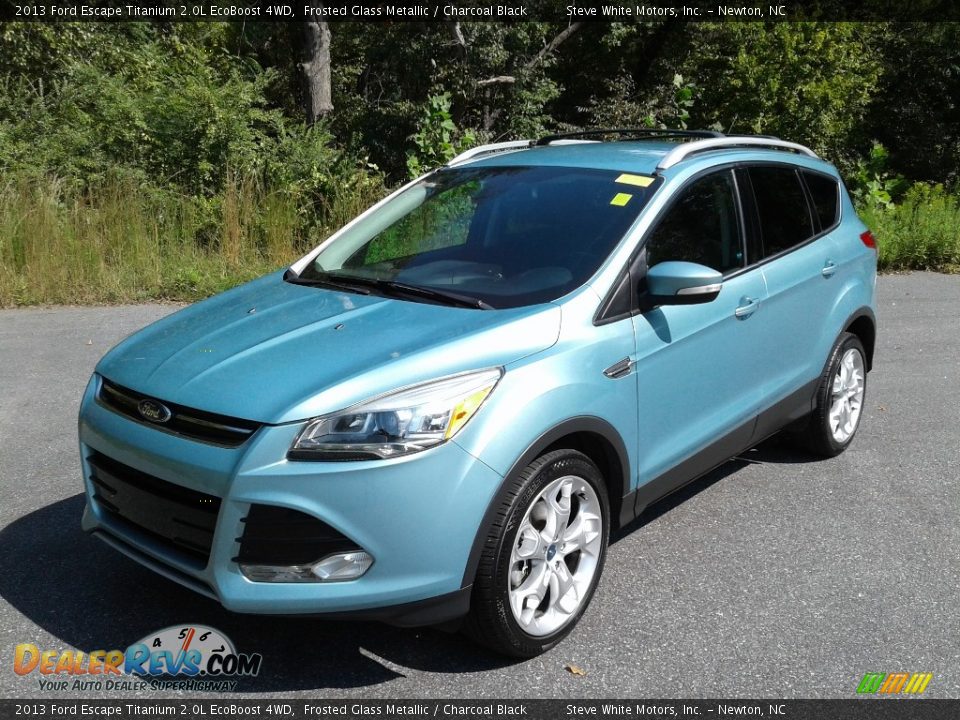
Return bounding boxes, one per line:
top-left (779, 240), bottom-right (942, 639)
top-left (822, 259), bottom-right (837, 278)
top-left (734, 297), bottom-right (759, 319)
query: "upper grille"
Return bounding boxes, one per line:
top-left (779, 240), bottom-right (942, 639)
top-left (97, 378), bottom-right (261, 448)
top-left (88, 452), bottom-right (221, 565)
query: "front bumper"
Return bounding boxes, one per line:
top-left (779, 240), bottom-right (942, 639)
top-left (78, 377), bottom-right (502, 624)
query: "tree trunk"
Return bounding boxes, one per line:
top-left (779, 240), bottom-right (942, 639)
top-left (300, 4), bottom-right (333, 125)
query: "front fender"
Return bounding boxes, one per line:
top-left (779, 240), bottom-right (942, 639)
top-left (451, 319), bottom-right (638, 587)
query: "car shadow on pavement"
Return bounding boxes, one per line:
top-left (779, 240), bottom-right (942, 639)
top-left (0, 494), bottom-right (512, 693)
top-left (736, 436), bottom-right (828, 465)
top-left (1, 439), bottom-right (816, 691)
top-left (613, 437), bottom-right (819, 541)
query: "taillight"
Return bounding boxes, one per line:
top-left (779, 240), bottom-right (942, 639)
top-left (860, 230), bottom-right (877, 249)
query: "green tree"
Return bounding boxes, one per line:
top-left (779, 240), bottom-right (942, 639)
top-left (672, 23), bottom-right (881, 169)
top-left (866, 23), bottom-right (960, 185)
top-left (406, 92), bottom-right (477, 177)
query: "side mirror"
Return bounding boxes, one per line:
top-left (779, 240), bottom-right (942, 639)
top-left (644, 261), bottom-right (723, 306)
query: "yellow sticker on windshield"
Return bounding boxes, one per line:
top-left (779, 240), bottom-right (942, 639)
top-left (615, 173), bottom-right (655, 188)
top-left (610, 192), bottom-right (633, 207)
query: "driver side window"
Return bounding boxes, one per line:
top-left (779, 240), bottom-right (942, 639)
top-left (645, 170), bottom-right (744, 274)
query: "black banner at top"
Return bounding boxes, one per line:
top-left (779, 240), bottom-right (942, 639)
top-left (1, 0), bottom-right (959, 22)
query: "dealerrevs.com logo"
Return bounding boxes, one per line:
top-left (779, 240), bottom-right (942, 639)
top-left (13, 624), bottom-right (262, 692)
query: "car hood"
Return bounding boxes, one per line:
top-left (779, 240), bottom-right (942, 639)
top-left (96, 272), bottom-right (561, 424)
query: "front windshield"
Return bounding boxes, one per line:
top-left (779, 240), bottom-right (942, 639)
top-left (297, 165), bottom-right (660, 309)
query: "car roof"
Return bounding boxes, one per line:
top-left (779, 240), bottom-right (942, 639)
top-left (456, 135), bottom-right (836, 177)
top-left (465, 141), bottom-right (672, 174)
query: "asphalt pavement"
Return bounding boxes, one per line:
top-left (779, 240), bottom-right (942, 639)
top-left (1, 272), bottom-right (958, 700)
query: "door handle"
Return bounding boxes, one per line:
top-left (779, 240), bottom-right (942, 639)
top-left (734, 296), bottom-right (759, 319)
top-left (822, 259), bottom-right (837, 278)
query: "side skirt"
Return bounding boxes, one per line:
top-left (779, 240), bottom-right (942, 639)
top-left (624, 378), bottom-right (820, 523)
top-left (631, 417), bottom-right (755, 519)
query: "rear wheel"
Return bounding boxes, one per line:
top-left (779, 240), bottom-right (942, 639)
top-left (465, 449), bottom-right (609, 657)
top-left (797, 332), bottom-right (867, 457)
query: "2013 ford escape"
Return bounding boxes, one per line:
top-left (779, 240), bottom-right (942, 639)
top-left (79, 129), bottom-right (877, 657)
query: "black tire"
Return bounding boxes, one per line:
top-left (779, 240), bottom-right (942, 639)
top-left (464, 449), bottom-right (610, 658)
top-left (796, 332), bottom-right (868, 457)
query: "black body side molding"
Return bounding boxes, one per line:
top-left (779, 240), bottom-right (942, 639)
top-left (629, 378), bottom-right (819, 519)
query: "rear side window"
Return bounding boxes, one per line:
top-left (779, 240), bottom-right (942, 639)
top-left (748, 167), bottom-right (814, 259)
top-left (802, 170), bottom-right (840, 231)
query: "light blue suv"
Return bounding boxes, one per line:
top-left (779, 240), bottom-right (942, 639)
top-left (79, 130), bottom-right (877, 657)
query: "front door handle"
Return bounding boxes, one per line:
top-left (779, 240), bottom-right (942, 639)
top-left (822, 259), bottom-right (837, 278)
top-left (734, 296), bottom-right (759, 319)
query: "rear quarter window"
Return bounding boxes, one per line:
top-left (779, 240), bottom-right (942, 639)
top-left (802, 170), bottom-right (841, 231)
top-left (747, 166), bottom-right (815, 259)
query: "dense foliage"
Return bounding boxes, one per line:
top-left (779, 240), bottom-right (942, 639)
top-left (0, 20), bottom-right (957, 305)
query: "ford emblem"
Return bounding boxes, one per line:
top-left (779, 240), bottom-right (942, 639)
top-left (138, 399), bottom-right (172, 424)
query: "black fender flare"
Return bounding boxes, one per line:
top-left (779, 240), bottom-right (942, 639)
top-left (841, 306), bottom-right (877, 371)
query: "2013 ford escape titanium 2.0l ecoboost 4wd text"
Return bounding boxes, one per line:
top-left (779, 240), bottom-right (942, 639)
top-left (79, 130), bottom-right (877, 657)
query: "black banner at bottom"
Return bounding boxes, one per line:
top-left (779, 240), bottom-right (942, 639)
top-left (2, 699), bottom-right (960, 720)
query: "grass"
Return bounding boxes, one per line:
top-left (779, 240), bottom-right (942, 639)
top-left (1, 175), bottom-right (957, 307)
top-left (0, 173), bottom-right (385, 307)
top-left (861, 183), bottom-right (960, 273)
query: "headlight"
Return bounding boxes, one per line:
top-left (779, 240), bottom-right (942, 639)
top-left (289, 368), bottom-right (502, 460)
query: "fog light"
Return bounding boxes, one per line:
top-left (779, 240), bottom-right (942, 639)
top-left (311, 551), bottom-right (374, 581)
top-left (240, 551), bottom-right (374, 583)
top-left (239, 563), bottom-right (317, 583)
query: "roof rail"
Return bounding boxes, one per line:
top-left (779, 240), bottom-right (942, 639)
top-left (447, 139), bottom-right (533, 166)
top-left (657, 136), bottom-right (818, 170)
top-left (446, 132), bottom-right (819, 170)
top-left (535, 128), bottom-right (722, 145)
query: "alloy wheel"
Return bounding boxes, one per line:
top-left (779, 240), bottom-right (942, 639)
top-left (829, 347), bottom-right (865, 443)
top-left (507, 474), bottom-right (604, 637)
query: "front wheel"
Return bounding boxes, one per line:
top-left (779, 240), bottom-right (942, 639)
top-left (797, 332), bottom-right (868, 457)
top-left (465, 449), bottom-right (609, 657)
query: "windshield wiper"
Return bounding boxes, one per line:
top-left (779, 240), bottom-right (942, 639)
top-left (376, 280), bottom-right (495, 310)
top-left (328, 274), bottom-right (494, 309)
top-left (289, 272), bottom-right (494, 310)
top-left (285, 274), bottom-right (372, 295)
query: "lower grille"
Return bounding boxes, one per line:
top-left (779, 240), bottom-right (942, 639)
top-left (88, 452), bottom-right (220, 565)
top-left (236, 505), bottom-right (360, 565)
